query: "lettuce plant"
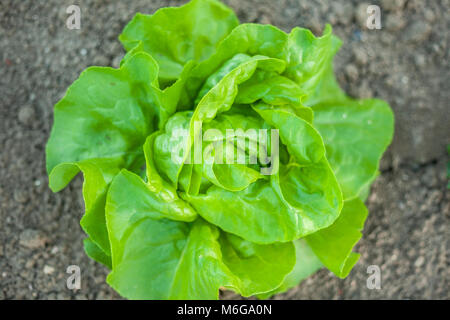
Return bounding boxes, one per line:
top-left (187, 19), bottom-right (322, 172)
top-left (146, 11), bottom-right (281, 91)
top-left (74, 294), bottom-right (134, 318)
top-left (46, 0), bottom-right (394, 299)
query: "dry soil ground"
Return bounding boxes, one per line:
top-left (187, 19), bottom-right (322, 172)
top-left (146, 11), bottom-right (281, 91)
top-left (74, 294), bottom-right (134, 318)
top-left (0, 0), bottom-right (448, 299)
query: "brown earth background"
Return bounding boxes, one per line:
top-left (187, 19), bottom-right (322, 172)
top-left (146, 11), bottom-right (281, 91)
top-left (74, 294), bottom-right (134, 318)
top-left (0, 0), bottom-right (448, 299)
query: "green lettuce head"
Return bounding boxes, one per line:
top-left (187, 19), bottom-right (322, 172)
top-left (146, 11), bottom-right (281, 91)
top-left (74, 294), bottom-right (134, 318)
top-left (46, 0), bottom-right (394, 299)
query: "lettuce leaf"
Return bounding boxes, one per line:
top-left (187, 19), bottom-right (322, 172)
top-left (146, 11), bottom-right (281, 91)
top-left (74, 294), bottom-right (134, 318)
top-left (306, 62), bottom-right (394, 200)
top-left (106, 170), bottom-right (295, 299)
top-left (119, 0), bottom-right (239, 86)
top-left (306, 198), bottom-right (369, 278)
top-left (257, 240), bottom-right (323, 299)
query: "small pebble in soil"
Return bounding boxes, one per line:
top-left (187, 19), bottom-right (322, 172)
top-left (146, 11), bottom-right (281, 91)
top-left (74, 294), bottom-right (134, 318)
top-left (404, 21), bottom-right (432, 43)
top-left (424, 9), bottom-right (435, 23)
top-left (357, 81), bottom-right (373, 99)
top-left (386, 13), bottom-right (406, 31)
top-left (18, 106), bottom-right (35, 126)
top-left (43, 265), bottom-right (55, 275)
top-left (381, 0), bottom-right (406, 11)
top-left (414, 256), bottom-right (425, 268)
top-left (355, 3), bottom-right (370, 28)
top-left (414, 54), bottom-right (426, 67)
top-left (13, 189), bottom-right (28, 203)
top-left (345, 64), bottom-right (359, 82)
top-left (401, 76), bottom-right (409, 85)
top-left (353, 47), bottom-right (368, 66)
top-left (19, 229), bottom-right (48, 249)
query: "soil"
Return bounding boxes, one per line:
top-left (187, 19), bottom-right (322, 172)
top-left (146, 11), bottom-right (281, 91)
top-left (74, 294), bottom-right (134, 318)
top-left (0, 0), bottom-right (448, 300)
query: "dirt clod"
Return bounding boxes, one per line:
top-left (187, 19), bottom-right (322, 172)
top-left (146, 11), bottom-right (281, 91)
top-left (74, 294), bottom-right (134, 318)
top-left (19, 229), bottom-right (49, 249)
top-left (345, 64), bottom-right (359, 82)
top-left (404, 21), bottom-right (432, 43)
